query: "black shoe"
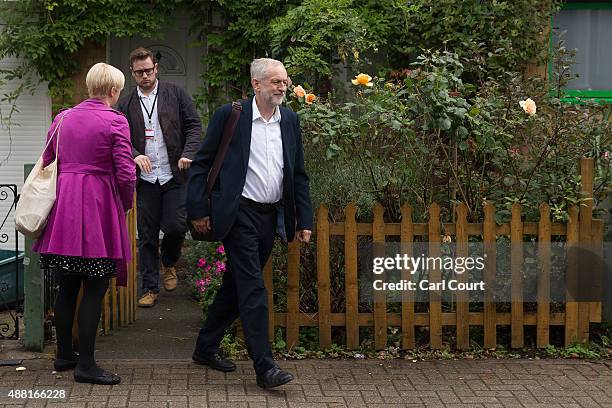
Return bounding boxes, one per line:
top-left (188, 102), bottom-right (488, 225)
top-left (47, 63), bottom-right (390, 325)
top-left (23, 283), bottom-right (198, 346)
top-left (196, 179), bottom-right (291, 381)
top-left (192, 351), bottom-right (236, 372)
top-left (256, 366), bottom-right (294, 389)
top-left (54, 352), bottom-right (78, 372)
top-left (74, 366), bottom-right (121, 385)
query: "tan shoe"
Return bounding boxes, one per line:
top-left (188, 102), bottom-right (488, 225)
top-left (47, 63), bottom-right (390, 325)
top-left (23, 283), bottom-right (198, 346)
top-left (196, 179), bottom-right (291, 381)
top-left (138, 291), bottom-right (158, 308)
top-left (162, 265), bottom-right (178, 291)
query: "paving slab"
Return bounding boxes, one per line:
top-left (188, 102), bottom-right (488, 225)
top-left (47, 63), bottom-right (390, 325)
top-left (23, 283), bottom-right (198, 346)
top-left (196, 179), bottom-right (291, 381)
top-left (0, 358), bottom-right (610, 407)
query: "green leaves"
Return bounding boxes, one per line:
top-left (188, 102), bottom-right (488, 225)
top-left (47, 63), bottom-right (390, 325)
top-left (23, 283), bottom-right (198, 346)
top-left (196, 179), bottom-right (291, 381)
top-left (0, 0), bottom-right (179, 107)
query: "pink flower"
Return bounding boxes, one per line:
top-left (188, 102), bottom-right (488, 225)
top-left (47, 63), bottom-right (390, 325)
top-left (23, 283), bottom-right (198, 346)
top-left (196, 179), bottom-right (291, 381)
top-left (217, 245), bottom-right (225, 254)
top-left (197, 258), bottom-right (206, 268)
top-left (603, 151), bottom-right (609, 160)
top-left (205, 265), bottom-right (211, 272)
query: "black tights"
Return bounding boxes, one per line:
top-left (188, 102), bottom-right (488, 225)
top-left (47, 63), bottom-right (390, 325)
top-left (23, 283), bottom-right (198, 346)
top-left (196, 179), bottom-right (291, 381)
top-left (54, 274), bottom-right (109, 370)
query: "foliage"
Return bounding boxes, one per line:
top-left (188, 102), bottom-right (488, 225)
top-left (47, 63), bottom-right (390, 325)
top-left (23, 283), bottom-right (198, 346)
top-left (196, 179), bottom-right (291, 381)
top-left (0, 0), bottom-right (179, 164)
top-left (0, 0), bottom-right (567, 125)
top-left (211, 324), bottom-right (612, 361)
top-left (0, 0), bottom-right (178, 107)
top-left (296, 48), bottom-right (612, 223)
top-left (377, 0), bottom-right (562, 81)
top-left (185, 242), bottom-right (227, 315)
top-left (269, 0), bottom-right (383, 88)
top-left (189, 0), bottom-right (298, 108)
top-left (191, 0), bottom-right (560, 112)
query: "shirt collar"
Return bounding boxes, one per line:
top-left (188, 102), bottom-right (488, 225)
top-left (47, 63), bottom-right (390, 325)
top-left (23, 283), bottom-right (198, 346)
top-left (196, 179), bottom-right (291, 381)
top-left (252, 97), bottom-right (281, 123)
top-left (137, 80), bottom-right (158, 98)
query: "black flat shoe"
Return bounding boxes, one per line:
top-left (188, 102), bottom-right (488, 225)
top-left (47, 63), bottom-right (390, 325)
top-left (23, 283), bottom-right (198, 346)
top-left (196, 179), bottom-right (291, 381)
top-left (74, 367), bottom-right (121, 385)
top-left (54, 352), bottom-right (79, 372)
top-left (192, 351), bottom-right (236, 372)
top-left (256, 366), bottom-right (294, 389)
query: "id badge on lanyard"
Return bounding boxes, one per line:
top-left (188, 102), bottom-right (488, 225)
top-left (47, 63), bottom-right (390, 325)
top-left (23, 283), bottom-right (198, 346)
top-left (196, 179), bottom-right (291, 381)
top-left (140, 93), bottom-right (158, 142)
top-left (145, 122), bottom-right (155, 141)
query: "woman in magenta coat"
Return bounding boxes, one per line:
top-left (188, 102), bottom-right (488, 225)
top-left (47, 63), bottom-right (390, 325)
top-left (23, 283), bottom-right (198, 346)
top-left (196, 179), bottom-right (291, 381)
top-left (33, 63), bottom-right (136, 385)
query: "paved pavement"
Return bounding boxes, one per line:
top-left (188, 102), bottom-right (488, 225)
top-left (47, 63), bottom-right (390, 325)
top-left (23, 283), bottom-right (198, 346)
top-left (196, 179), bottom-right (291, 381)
top-left (1, 357), bottom-right (611, 407)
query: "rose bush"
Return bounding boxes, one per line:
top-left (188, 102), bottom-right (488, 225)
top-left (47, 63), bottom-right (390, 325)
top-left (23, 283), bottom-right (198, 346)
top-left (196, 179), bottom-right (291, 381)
top-left (296, 49), bottom-right (612, 223)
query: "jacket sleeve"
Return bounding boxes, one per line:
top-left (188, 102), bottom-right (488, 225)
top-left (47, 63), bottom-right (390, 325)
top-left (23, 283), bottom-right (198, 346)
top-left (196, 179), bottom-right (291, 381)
top-left (186, 104), bottom-right (230, 220)
top-left (111, 115), bottom-right (137, 211)
top-left (42, 111), bottom-right (69, 168)
top-left (116, 94), bottom-right (143, 158)
top-left (293, 113), bottom-right (314, 231)
top-left (178, 87), bottom-right (203, 160)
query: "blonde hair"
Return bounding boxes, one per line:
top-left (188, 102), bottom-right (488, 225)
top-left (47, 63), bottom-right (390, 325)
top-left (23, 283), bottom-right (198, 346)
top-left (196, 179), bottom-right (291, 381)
top-left (250, 58), bottom-right (284, 81)
top-left (86, 63), bottom-right (125, 98)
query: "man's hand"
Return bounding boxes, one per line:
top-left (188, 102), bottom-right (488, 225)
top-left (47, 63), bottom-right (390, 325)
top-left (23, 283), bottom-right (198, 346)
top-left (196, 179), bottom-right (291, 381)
top-left (134, 155), bottom-right (152, 173)
top-left (178, 157), bottom-right (192, 170)
top-left (191, 216), bottom-right (211, 234)
top-left (296, 229), bottom-right (312, 243)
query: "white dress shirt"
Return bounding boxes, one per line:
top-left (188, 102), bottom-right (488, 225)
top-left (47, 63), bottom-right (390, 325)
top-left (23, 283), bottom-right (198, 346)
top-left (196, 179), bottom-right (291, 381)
top-left (138, 80), bottom-right (173, 185)
top-left (241, 98), bottom-right (284, 203)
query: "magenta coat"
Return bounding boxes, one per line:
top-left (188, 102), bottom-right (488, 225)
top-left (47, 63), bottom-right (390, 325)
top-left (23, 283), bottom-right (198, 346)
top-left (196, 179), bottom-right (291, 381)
top-left (33, 99), bottom-right (137, 286)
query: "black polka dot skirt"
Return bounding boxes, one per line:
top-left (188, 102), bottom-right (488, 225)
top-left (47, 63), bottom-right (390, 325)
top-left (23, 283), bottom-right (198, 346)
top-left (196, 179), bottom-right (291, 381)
top-left (40, 254), bottom-right (116, 279)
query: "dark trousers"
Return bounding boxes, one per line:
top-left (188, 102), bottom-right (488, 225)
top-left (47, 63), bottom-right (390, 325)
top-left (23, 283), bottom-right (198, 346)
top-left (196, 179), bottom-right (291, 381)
top-left (137, 178), bottom-right (187, 293)
top-left (194, 201), bottom-right (278, 376)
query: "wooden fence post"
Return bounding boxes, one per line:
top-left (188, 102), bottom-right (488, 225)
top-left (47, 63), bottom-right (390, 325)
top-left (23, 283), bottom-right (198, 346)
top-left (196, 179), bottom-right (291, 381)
top-left (400, 204), bottom-right (415, 349)
top-left (537, 203), bottom-right (551, 348)
top-left (483, 202), bottom-right (497, 349)
top-left (372, 203), bottom-right (387, 350)
top-left (455, 203), bottom-right (469, 350)
top-left (344, 203), bottom-right (359, 349)
top-left (590, 219), bottom-right (603, 323)
top-left (23, 164), bottom-right (44, 351)
top-left (316, 205), bottom-right (331, 349)
top-left (428, 203), bottom-right (442, 349)
top-left (565, 205), bottom-right (579, 345)
top-left (286, 240), bottom-right (301, 349)
top-left (510, 202), bottom-right (524, 348)
top-left (578, 158), bottom-right (594, 342)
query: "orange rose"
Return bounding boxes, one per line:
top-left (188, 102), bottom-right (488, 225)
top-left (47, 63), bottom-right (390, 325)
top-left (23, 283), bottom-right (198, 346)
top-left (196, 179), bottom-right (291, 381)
top-left (293, 85), bottom-right (306, 98)
top-left (305, 93), bottom-right (316, 104)
top-left (519, 98), bottom-right (536, 115)
top-left (351, 73), bottom-right (373, 87)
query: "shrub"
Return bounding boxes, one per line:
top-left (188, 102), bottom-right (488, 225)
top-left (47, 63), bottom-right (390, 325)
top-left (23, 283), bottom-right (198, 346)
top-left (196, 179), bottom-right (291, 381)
top-left (295, 49), bottom-right (612, 223)
top-left (185, 242), bottom-right (227, 316)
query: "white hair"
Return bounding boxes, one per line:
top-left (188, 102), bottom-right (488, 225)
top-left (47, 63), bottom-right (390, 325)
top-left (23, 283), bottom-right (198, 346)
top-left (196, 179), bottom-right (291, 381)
top-left (250, 58), bottom-right (284, 80)
top-left (86, 62), bottom-right (125, 98)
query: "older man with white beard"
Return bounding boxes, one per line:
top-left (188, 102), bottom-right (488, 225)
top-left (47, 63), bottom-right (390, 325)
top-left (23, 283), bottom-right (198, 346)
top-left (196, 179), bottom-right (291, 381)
top-left (186, 58), bottom-right (313, 389)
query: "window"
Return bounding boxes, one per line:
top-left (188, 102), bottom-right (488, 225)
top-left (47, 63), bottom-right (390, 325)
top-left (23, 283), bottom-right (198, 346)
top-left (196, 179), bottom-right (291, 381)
top-left (550, 1), bottom-right (612, 102)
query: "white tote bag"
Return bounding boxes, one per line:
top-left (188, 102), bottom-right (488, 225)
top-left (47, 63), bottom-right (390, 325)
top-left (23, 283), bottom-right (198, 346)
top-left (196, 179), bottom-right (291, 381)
top-left (15, 112), bottom-right (68, 239)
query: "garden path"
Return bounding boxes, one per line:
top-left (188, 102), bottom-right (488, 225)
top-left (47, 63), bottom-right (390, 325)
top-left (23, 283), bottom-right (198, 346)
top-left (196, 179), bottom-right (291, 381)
top-left (96, 279), bottom-right (202, 360)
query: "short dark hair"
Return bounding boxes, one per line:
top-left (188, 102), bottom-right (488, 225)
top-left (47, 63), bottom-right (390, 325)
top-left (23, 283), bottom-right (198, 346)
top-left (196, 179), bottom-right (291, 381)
top-left (129, 47), bottom-right (156, 68)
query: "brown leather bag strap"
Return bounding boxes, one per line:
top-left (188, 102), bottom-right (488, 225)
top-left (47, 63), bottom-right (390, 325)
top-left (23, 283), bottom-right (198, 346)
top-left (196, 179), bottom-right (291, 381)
top-left (206, 101), bottom-right (243, 195)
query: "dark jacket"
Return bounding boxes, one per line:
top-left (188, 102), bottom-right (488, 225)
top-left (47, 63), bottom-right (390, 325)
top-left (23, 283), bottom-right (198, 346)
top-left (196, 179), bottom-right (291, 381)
top-left (186, 97), bottom-right (313, 242)
top-left (116, 80), bottom-right (202, 184)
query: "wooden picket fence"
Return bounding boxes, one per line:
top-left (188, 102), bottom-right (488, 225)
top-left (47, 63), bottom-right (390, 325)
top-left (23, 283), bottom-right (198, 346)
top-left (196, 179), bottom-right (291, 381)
top-left (96, 159), bottom-right (604, 349)
top-left (100, 201), bottom-right (138, 334)
top-left (261, 158), bottom-right (604, 350)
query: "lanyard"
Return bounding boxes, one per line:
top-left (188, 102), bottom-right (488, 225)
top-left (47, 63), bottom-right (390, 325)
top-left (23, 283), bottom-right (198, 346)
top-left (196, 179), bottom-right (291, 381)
top-left (139, 91), bottom-right (158, 128)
